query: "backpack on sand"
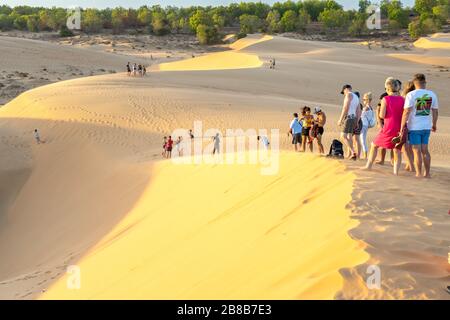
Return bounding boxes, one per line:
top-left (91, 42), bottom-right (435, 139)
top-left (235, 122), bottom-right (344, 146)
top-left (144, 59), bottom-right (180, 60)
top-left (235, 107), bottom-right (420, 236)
top-left (328, 139), bottom-right (344, 158)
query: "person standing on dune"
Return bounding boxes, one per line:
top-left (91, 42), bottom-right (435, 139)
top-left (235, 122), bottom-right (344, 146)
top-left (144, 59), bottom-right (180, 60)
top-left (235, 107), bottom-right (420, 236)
top-left (213, 133), bottom-right (221, 155)
top-left (313, 107), bottom-right (326, 154)
top-left (34, 129), bottom-right (42, 144)
top-left (166, 136), bottom-right (174, 159)
top-left (300, 106), bottom-right (314, 153)
top-left (126, 62), bottom-right (131, 76)
top-left (338, 84), bottom-right (360, 160)
top-left (364, 78), bottom-right (405, 175)
top-left (289, 113), bottom-right (302, 152)
top-left (360, 92), bottom-right (376, 160)
top-left (401, 73), bottom-right (439, 178)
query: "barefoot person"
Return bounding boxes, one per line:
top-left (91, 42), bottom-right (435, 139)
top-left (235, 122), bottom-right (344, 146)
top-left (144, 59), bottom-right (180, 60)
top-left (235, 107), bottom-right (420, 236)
top-left (365, 78), bottom-right (404, 175)
top-left (212, 133), bottom-right (221, 155)
top-left (401, 73), bottom-right (439, 178)
top-left (313, 107), bottom-right (326, 154)
top-left (300, 106), bottom-right (314, 153)
top-left (175, 136), bottom-right (184, 157)
top-left (352, 92), bottom-right (363, 159)
top-left (360, 92), bottom-right (376, 160)
top-left (166, 136), bottom-right (174, 159)
top-left (34, 129), bottom-right (42, 144)
top-left (162, 136), bottom-right (167, 158)
top-left (126, 62), bottom-right (131, 76)
top-left (338, 84), bottom-right (359, 160)
top-left (289, 113), bottom-right (302, 152)
top-left (401, 80), bottom-right (416, 172)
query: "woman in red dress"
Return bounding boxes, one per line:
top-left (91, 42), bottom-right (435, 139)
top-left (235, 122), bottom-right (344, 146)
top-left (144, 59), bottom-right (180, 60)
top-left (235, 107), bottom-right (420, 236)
top-left (364, 78), bottom-right (405, 175)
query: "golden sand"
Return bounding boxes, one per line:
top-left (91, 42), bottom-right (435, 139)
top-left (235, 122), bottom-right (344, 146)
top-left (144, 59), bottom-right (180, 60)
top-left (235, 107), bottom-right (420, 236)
top-left (157, 35), bottom-right (272, 71)
top-left (40, 153), bottom-right (367, 299)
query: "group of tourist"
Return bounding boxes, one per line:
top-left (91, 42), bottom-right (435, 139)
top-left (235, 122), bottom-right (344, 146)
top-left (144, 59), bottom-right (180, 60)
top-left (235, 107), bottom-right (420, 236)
top-left (289, 106), bottom-right (327, 154)
top-left (126, 62), bottom-right (147, 77)
top-left (289, 73), bottom-right (438, 178)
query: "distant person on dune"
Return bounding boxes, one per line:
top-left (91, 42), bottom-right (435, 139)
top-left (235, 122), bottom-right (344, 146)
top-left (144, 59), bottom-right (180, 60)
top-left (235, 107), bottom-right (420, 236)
top-left (338, 84), bottom-right (359, 160)
top-left (213, 133), bottom-right (220, 155)
top-left (126, 62), bottom-right (131, 76)
top-left (257, 135), bottom-right (270, 149)
top-left (364, 78), bottom-right (405, 175)
top-left (289, 113), bottom-right (302, 152)
top-left (143, 65), bottom-right (147, 76)
top-left (401, 73), bottom-right (439, 178)
top-left (162, 136), bottom-right (167, 158)
top-left (34, 129), bottom-right (42, 144)
top-left (312, 107), bottom-right (326, 154)
top-left (175, 136), bottom-right (184, 157)
top-left (300, 106), bottom-right (314, 153)
top-left (360, 92), bottom-right (376, 160)
top-left (189, 129), bottom-right (194, 139)
top-left (166, 136), bottom-right (174, 158)
top-left (133, 63), bottom-right (137, 76)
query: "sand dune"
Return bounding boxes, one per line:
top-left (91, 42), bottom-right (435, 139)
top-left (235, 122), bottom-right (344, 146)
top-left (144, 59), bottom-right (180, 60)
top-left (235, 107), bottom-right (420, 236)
top-left (0, 34), bottom-right (449, 300)
top-left (40, 153), bottom-right (368, 299)
top-left (157, 35), bottom-right (271, 71)
top-left (387, 53), bottom-right (450, 67)
top-left (414, 34), bottom-right (450, 49)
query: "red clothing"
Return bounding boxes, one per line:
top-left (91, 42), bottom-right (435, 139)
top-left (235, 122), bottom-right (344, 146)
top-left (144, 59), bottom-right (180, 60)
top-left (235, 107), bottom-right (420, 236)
top-left (373, 95), bottom-right (405, 149)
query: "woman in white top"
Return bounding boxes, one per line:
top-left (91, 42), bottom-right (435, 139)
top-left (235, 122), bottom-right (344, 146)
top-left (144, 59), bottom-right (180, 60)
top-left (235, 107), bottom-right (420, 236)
top-left (360, 92), bottom-right (376, 160)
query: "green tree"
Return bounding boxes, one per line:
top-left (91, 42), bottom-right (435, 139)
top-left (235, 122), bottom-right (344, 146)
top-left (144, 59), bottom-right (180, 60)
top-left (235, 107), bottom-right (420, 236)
top-left (137, 6), bottom-right (152, 27)
top-left (196, 24), bottom-right (220, 45)
top-left (432, 4), bottom-right (449, 23)
top-left (13, 15), bottom-right (28, 30)
top-left (189, 10), bottom-right (212, 32)
top-left (415, 0), bottom-right (438, 15)
top-left (152, 10), bottom-right (169, 35)
top-left (319, 8), bottom-right (350, 29)
top-left (280, 10), bottom-right (299, 32)
top-left (349, 12), bottom-right (368, 35)
top-left (298, 8), bottom-right (312, 32)
top-left (387, 1), bottom-right (410, 28)
top-left (26, 14), bottom-right (40, 32)
top-left (239, 14), bottom-right (262, 34)
top-left (83, 9), bottom-right (103, 33)
top-left (266, 10), bottom-right (281, 33)
top-left (0, 13), bottom-right (14, 30)
top-left (358, 0), bottom-right (372, 13)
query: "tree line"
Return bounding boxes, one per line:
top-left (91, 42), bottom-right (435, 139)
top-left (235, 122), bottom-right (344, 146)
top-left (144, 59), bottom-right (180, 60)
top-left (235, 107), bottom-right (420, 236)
top-left (0, 1), bottom-right (448, 44)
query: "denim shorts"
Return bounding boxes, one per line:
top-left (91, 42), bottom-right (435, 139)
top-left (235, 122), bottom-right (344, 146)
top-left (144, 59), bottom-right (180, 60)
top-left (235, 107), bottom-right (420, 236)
top-left (408, 130), bottom-right (431, 146)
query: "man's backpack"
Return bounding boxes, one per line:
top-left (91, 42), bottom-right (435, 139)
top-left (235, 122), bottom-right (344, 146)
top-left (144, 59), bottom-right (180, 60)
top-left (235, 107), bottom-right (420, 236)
top-left (328, 139), bottom-right (344, 158)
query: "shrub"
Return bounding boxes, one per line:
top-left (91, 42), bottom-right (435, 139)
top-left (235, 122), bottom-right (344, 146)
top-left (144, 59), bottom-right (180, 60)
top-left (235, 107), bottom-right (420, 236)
top-left (59, 25), bottom-right (74, 37)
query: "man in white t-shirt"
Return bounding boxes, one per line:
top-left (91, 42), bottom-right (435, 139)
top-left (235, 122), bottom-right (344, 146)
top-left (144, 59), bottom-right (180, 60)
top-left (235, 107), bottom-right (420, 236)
top-left (289, 113), bottom-right (303, 152)
top-left (401, 73), bottom-right (439, 178)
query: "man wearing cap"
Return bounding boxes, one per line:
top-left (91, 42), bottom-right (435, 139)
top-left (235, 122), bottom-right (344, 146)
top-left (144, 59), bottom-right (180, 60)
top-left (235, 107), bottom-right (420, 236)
top-left (338, 84), bottom-right (360, 160)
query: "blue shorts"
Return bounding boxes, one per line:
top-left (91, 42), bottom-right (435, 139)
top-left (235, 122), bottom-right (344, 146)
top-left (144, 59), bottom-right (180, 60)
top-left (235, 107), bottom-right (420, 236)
top-left (408, 130), bottom-right (431, 146)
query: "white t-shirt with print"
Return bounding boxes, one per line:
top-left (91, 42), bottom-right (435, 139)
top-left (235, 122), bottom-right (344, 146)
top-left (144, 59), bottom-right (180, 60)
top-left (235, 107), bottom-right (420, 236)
top-left (404, 89), bottom-right (438, 131)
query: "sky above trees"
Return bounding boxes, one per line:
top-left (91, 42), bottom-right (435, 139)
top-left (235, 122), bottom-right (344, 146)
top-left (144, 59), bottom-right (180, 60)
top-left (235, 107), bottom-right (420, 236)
top-left (3, 0), bottom-right (416, 10)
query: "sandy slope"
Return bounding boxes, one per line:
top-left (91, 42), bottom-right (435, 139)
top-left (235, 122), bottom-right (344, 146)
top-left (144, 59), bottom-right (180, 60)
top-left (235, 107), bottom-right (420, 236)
top-left (0, 34), bottom-right (449, 299)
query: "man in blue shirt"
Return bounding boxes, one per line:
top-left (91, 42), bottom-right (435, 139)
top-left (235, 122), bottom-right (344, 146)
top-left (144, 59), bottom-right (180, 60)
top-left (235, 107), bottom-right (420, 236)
top-left (289, 113), bottom-right (303, 152)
